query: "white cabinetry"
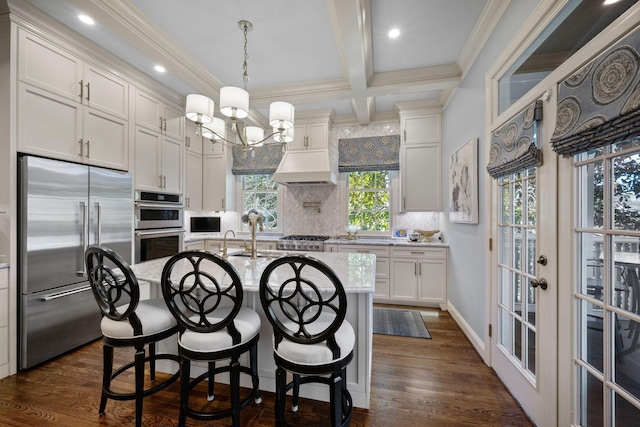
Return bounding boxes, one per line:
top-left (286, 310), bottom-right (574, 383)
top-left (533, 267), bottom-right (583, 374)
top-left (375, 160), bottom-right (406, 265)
top-left (183, 240), bottom-right (205, 251)
top-left (290, 121), bottom-right (329, 150)
top-left (337, 245), bottom-right (390, 301)
top-left (17, 28), bottom-right (129, 170)
top-left (0, 267), bottom-right (8, 379)
top-left (134, 89), bottom-right (183, 194)
top-left (390, 247), bottom-right (447, 310)
top-left (185, 122), bottom-right (203, 210)
top-left (399, 111), bottom-right (442, 212)
top-left (206, 239), bottom-right (246, 254)
top-left (203, 152), bottom-right (235, 211)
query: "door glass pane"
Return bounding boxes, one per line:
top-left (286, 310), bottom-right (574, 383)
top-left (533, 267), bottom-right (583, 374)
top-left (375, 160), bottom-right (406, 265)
top-left (526, 228), bottom-right (536, 275)
top-left (514, 180), bottom-right (523, 224)
top-left (613, 152), bottom-right (640, 231)
top-left (527, 276), bottom-right (536, 327)
top-left (500, 227), bottom-right (510, 264)
top-left (577, 160), bottom-right (604, 229)
top-left (526, 175), bottom-right (536, 226)
top-left (527, 327), bottom-right (536, 374)
top-left (615, 393), bottom-right (640, 426)
top-left (514, 317), bottom-right (523, 361)
top-left (580, 299), bottom-right (604, 373)
top-left (514, 228), bottom-right (522, 271)
top-left (500, 267), bottom-right (510, 307)
top-left (579, 366), bottom-right (603, 426)
top-left (500, 307), bottom-right (511, 348)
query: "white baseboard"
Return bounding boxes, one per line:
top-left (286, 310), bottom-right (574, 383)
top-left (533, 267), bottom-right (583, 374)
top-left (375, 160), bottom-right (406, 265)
top-left (446, 300), bottom-right (487, 363)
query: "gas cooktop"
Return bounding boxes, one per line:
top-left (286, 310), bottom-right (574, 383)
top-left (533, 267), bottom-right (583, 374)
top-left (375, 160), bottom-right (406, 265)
top-left (277, 235), bottom-right (330, 251)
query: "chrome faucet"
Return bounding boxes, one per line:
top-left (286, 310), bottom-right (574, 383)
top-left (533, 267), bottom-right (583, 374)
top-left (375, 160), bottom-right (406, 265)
top-left (248, 213), bottom-right (263, 259)
top-left (222, 229), bottom-right (236, 259)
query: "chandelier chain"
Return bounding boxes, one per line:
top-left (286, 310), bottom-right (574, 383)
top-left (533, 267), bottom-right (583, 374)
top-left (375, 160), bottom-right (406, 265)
top-left (242, 21), bottom-right (249, 89)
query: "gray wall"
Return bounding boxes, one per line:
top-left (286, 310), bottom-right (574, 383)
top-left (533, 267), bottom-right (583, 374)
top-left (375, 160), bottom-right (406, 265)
top-left (442, 0), bottom-right (540, 340)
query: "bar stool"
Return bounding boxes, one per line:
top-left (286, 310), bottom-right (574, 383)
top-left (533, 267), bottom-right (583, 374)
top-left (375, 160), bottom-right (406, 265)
top-left (161, 250), bottom-right (261, 427)
top-left (259, 255), bottom-right (354, 427)
top-left (85, 246), bottom-right (180, 427)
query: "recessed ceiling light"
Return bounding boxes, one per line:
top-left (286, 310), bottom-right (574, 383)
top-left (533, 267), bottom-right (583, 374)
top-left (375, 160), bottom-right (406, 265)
top-left (78, 14), bottom-right (94, 25)
top-left (604, 0), bottom-right (622, 4)
top-left (154, 65), bottom-right (166, 73)
top-left (388, 28), bottom-right (400, 39)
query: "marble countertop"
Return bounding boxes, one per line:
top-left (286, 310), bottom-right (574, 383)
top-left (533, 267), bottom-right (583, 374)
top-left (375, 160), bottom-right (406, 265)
top-left (131, 251), bottom-right (376, 294)
top-left (185, 233), bottom-right (448, 248)
top-left (0, 263), bottom-right (7, 269)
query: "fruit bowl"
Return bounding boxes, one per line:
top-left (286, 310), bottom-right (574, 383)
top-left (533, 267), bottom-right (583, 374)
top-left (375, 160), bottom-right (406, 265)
top-left (414, 229), bottom-right (439, 242)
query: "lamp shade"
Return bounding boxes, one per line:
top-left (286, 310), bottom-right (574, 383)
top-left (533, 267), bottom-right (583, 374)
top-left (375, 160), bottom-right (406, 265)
top-left (273, 126), bottom-right (294, 143)
top-left (220, 86), bottom-right (249, 119)
top-left (269, 101), bottom-right (294, 129)
top-left (185, 94), bottom-right (214, 124)
top-left (202, 117), bottom-right (226, 140)
top-left (246, 126), bottom-right (265, 146)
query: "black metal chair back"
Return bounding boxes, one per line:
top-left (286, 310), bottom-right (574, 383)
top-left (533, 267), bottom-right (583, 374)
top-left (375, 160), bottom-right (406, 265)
top-left (86, 246), bottom-right (142, 333)
top-left (260, 255), bottom-right (347, 358)
top-left (161, 250), bottom-right (245, 344)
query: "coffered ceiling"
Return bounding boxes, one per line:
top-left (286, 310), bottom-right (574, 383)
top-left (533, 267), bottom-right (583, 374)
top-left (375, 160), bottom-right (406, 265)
top-left (17, 0), bottom-right (509, 126)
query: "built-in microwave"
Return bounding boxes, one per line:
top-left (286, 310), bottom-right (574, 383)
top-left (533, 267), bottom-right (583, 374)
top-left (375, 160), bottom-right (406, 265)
top-left (190, 216), bottom-right (221, 233)
top-left (134, 190), bottom-right (183, 230)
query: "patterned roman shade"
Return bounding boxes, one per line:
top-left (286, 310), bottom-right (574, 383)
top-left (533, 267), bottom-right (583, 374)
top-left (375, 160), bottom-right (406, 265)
top-left (487, 100), bottom-right (543, 179)
top-left (231, 144), bottom-right (283, 175)
top-left (551, 26), bottom-right (640, 157)
top-left (338, 135), bottom-right (400, 172)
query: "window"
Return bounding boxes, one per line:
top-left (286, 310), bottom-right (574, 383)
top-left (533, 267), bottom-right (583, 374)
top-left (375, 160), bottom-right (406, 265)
top-left (242, 174), bottom-right (279, 230)
top-left (347, 171), bottom-right (390, 232)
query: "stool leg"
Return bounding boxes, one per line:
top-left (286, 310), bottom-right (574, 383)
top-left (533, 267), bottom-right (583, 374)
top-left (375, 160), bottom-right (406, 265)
top-left (134, 346), bottom-right (145, 427)
top-left (207, 361), bottom-right (216, 401)
top-left (230, 356), bottom-right (241, 427)
top-left (330, 369), bottom-right (344, 427)
top-left (292, 374), bottom-right (300, 412)
top-left (100, 343), bottom-right (113, 414)
top-left (179, 357), bottom-right (190, 427)
top-left (250, 343), bottom-right (262, 403)
top-left (275, 366), bottom-right (287, 426)
top-left (149, 342), bottom-right (156, 382)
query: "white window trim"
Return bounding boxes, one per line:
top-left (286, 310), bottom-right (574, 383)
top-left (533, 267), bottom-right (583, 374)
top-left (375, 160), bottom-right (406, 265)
top-left (235, 174), bottom-right (284, 234)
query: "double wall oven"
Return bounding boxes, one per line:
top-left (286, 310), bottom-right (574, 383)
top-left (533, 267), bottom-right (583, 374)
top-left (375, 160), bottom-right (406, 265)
top-left (134, 191), bottom-right (184, 263)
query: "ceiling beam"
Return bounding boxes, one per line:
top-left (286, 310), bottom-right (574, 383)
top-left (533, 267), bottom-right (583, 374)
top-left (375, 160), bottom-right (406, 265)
top-left (327, 0), bottom-right (373, 125)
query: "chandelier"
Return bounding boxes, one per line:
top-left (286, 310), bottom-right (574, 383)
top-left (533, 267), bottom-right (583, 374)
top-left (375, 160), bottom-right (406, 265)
top-left (185, 20), bottom-right (294, 149)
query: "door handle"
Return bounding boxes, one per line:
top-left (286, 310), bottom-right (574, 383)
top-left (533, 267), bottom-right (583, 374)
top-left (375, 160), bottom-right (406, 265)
top-left (95, 202), bottom-right (102, 245)
top-left (531, 278), bottom-right (548, 290)
top-left (79, 201), bottom-right (87, 276)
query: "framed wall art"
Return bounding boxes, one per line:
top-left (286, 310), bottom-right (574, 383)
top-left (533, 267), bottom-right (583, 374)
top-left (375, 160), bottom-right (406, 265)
top-left (449, 137), bottom-right (478, 224)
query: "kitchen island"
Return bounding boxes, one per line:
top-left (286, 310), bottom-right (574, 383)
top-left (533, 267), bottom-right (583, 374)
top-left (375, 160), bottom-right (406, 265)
top-left (131, 251), bottom-right (375, 409)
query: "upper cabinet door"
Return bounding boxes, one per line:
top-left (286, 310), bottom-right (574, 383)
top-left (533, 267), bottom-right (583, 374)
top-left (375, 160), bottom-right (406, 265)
top-left (162, 103), bottom-right (184, 141)
top-left (135, 90), bottom-right (162, 132)
top-left (402, 114), bottom-right (441, 145)
top-left (18, 29), bottom-right (82, 101)
top-left (82, 64), bottom-right (128, 119)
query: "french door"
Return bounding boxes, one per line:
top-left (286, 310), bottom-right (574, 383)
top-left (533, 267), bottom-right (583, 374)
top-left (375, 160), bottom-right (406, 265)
top-left (490, 96), bottom-right (558, 427)
top-left (568, 139), bottom-right (640, 426)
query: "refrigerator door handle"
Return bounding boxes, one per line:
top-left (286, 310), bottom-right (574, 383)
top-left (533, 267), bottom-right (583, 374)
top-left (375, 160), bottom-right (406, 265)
top-left (78, 201), bottom-right (87, 276)
top-left (95, 202), bottom-right (102, 245)
top-left (40, 285), bottom-right (93, 302)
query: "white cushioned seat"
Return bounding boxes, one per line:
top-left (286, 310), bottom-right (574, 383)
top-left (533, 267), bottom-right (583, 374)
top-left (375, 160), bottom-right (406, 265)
top-left (179, 307), bottom-right (261, 353)
top-left (101, 299), bottom-right (177, 339)
top-left (275, 319), bottom-right (355, 365)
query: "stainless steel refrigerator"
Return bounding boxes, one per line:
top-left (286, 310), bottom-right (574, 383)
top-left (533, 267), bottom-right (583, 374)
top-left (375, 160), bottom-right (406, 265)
top-left (18, 155), bottom-right (133, 369)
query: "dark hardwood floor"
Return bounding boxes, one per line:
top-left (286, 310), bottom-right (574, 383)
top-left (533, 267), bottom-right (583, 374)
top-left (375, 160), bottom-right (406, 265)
top-left (0, 306), bottom-right (533, 426)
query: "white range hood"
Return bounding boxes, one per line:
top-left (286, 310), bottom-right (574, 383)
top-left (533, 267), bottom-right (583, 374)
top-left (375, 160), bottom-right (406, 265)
top-left (273, 149), bottom-right (337, 186)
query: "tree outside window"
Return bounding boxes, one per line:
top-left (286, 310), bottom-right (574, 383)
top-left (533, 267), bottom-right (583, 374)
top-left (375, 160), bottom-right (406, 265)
top-left (348, 171), bottom-right (390, 231)
top-left (242, 174), bottom-right (278, 230)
